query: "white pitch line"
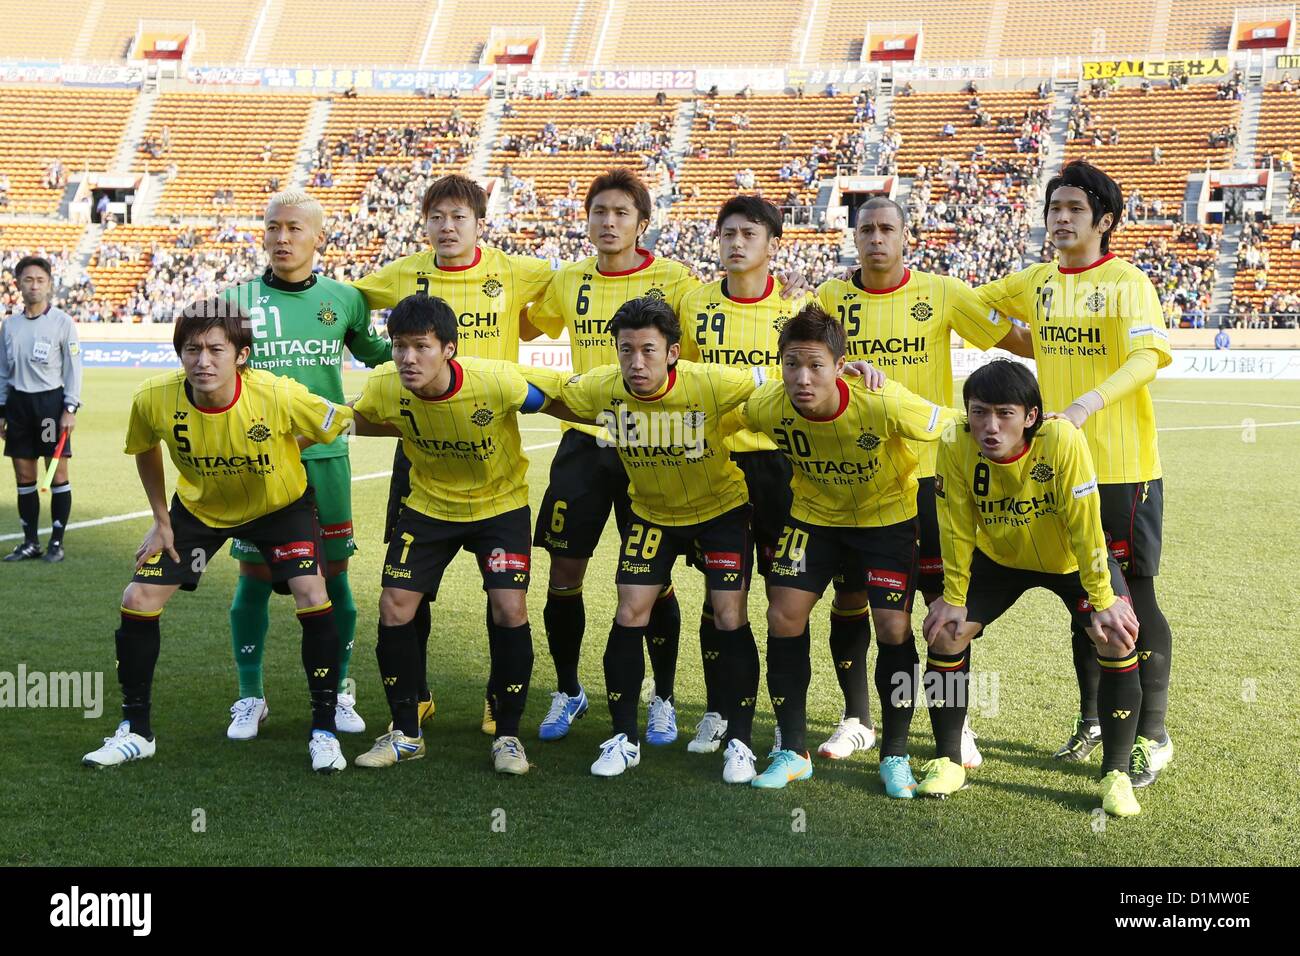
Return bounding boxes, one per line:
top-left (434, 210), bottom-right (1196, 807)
top-left (1155, 399), bottom-right (1300, 410)
top-left (1159, 420), bottom-right (1300, 432)
top-left (0, 440), bottom-right (565, 542)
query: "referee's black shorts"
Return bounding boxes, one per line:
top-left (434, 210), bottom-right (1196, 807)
top-left (3, 388), bottom-right (71, 459)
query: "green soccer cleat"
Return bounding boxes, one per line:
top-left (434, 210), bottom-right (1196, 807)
top-left (752, 749), bottom-right (814, 790)
top-left (1054, 714), bottom-right (1102, 762)
top-left (1099, 769), bottom-right (1141, 817)
top-left (916, 757), bottom-right (968, 798)
top-left (1129, 734), bottom-right (1174, 789)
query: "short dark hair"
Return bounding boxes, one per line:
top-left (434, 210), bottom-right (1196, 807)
top-left (609, 295), bottom-right (681, 347)
top-left (857, 196), bottom-right (907, 229)
top-left (14, 256), bottom-right (52, 281)
top-left (387, 293), bottom-right (458, 349)
top-left (585, 168), bottom-right (652, 223)
top-left (716, 194), bottom-right (783, 238)
top-left (778, 303), bottom-right (846, 359)
top-left (421, 173), bottom-right (487, 220)
top-left (173, 296), bottom-right (253, 363)
top-left (962, 359), bottom-right (1043, 441)
top-left (1043, 160), bottom-right (1123, 253)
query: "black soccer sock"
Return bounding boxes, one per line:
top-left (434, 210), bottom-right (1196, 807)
top-left (16, 481), bottom-right (38, 545)
top-left (487, 622), bottom-right (533, 738)
top-left (1070, 626), bottom-right (1101, 721)
top-left (721, 623), bottom-right (761, 747)
top-left (484, 602), bottom-right (497, 707)
top-left (603, 622), bottom-right (644, 742)
top-left (874, 639), bottom-right (920, 758)
top-left (412, 597), bottom-right (432, 701)
top-left (48, 481), bottom-right (71, 548)
top-left (544, 584), bottom-right (584, 696)
top-left (116, 607), bottom-right (162, 739)
top-left (376, 621), bottom-right (421, 737)
top-left (645, 584), bottom-right (680, 702)
top-left (829, 600), bottom-right (873, 723)
top-left (1097, 650), bottom-right (1143, 774)
top-left (766, 630), bottom-right (811, 753)
top-left (699, 601), bottom-right (724, 714)
top-left (925, 648), bottom-right (970, 763)
top-left (297, 601), bottom-right (340, 735)
top-left (1129, 578), bottom-right (1172, 740)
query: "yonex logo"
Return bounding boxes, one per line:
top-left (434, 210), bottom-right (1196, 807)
top-left (313, 668), bottom-right (330, 678)
top-left (1139, 651), bottom-right (1152, 660)
top-left (704, 651), bottom-right (720, 661)
top-left (241, 645), bottom-right (255, 654)
top-left (651, 637), bottom-right (665, 645)
top-left (771, 697), bottom-right (785, 706)
top-left (608, 692), bottom-right (621, 701)
top-left (886, 592), bottom-right (902, 602)
top-left (173, 411), bottom-right (187, 421)
top-left (506, 683), bottom-right (522, 693)
top-left (1112, 709), bottom-right (1132, 719)
top-left (740, 697), bottom-right (755, 708)
top-left (383, 677), bottom-right (396, 686)
top-left (837, 661), bottom-right (852, 669)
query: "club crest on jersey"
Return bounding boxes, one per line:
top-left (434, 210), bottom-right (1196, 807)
top-left (1030, 461), bottom-right (1055, 483)
top-left (772, 314), bottom-right (791, 333)
top-left (910, 301), bottom-right (934, 322)
top-left (682, 410), bottom-right (706, 428)
top-left (316, 303), bottom-right (338, 326)
top-left (481, 277), bottom-right (503, 298)
top-left (644, 286), bottom-right (666, 301)
top-left (246, 420), bottom-right (272, 442)
top-left (856, 431), bottom-right (881, 452)
top-left (470, 406), bottom-right (495, 427)
top-left (1084, 290), bottom-right (1107, 313)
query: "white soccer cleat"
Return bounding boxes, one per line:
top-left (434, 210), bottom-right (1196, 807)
top-left (817, 717), bottom-right (876, 760)
top-left (334, 693), bottom-right (366, 734)
top-left (687, 711), bottom-right (728, 753)
top-left (309, 730), bottom-right (346, 773)
top-left (591, 733), bottom-right (642, 777)
top-left (961, 716), bottom-right (983, 769)
top-left (83, 721), bottom-right (155, 768)
top-left (227, 696), bottom-right (268, 741)
top-left (492, 735), bottom-right (530, 775)
top-left (722, 739), bottom-right (757, 784)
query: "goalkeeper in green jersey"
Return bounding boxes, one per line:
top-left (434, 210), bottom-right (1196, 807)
top-left (219, 189), bottom-right (391, 740)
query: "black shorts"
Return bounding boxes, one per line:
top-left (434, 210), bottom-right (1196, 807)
top-left (3, 388), bottom-right (71, 460)
top-left (534, 429), bottom-right (632, 558)
top-left (734, 450), bottom-right (793, 577)
top-left (132, 489), bottom-right (323, 591)
top-left (768, 515), bottom-right (919, 612)
top-left (915, 477), bottom-right (943, 595)
top-left (1099, 479), bottom-right (1164, 577)
top-left (384, 505), bottom-right (532, 599)
top-left (965, 549), bottom-right (1132, 632)
top-left (383, 440), bottom-right (410, 544)
top-left (616, 505), bottom-right (753, 591)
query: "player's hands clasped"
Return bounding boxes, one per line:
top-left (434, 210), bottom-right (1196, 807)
top-left (136, 520), bottom-right (180, 570)
top-left (923, 598), bottom-right (968, 646)
top-left (1090, 599), bottom-right (1140, 655)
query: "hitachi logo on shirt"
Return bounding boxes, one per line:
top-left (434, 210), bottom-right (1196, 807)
top-left (846, 337), bottom-right (925, 356)
top-left (252, 339), bottom-right (342, 357)
top-left (977, 492), bottom-right (1057, 515)
top-left (704, 347), bottom-right (779, 365)
top-left (178, 453), bottom-right (274, 469)
top-left (49, 886), bottom-right (151, 936)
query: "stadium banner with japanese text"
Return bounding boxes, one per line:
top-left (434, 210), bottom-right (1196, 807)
top-left (588, 69), bottom-right (695, 91)
top-left (695, 67), bottom-right (786, 92)
top-left (0, 62), bottom-right (61, 84)
top-left (60, 64), bottom-right (145, 88)
top-left (186, 66), bottom-right (263, 86)
top-left (787, 66), bottom-right (878, 88)
top-left (512, 70), bottom-right (591, 95)
top-left (1080, 56), bottom-right (1230, 81)
top-left (1163, 349), bottom-right (1300, 379)
top-left (890, 62), bottom-right (993, 82)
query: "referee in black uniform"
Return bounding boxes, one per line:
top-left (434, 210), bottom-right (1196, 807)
top-left (0, 256), bottom-right (82, 562)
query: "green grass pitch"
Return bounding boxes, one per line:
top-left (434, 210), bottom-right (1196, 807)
top-left (1, 369), bottom-right (1296, 866)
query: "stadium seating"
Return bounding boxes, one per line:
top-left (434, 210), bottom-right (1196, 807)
top-left (84, 224), bottom-right (182, 305)
top-left (133, 92), bottom-right (313, 218)
top-left (0, 223), bottom-right (86, 255)
top-left (1062, 87), bottom-right (1240, 206)
top-left (429, 0), bottom-right (597, 67)
top-left (0, 87), bottom-right (137, 216)
top-left (253, 0), bottom-right (434, 67)
top-left (673, 96), bottom-right (865, 217)
top-left (1255, 86), bottom-right (1300, 167)
top-left (1163, 0), bottom-right (1240, 52)
top-left (487, 96), bottom-right (676, 202)
top-left (1232, 232), bottom-right (1300, 308)
top-left (890, 91), bottom-right (1044, 200)
top-left (809, 1), bottom-right (995, 63)
top-left (306, 95), bottom-right (486, 212)
top-left (84, 1), bottom-right (261, 64)
top-left (610, 1), bottom-right (803, 66)
top-left (1000, 1), bottom-right (1152, 57)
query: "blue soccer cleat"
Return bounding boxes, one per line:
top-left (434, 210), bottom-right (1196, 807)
top-left (879, 754), bottom-right (918, 799)
top-left (539, 687), bottom-right (588, 741)
top-left (752, 749), bottom-right (814, 790)
top-left (644, 695), bottom-right (678, 745)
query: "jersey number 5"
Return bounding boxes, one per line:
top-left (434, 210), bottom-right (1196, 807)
top-left (173, 423), bottom-right (191, 453)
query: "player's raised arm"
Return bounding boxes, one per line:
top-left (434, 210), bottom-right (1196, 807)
top-left (876, 380), bottom-right (960, 443)
top-left (286, 379), bottom-right (353, 446)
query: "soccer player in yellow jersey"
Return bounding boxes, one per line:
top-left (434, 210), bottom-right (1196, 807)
top-left (352, 174), bottom-right (555, 736)
top-left (81, 299), bottom-right (356, 775)
top-left (556, 297), bottom-right (772, 780)
top-left (735, 305), bottom-right (957, 793)
top-left (923, 360), bottom-right (1143, 816)
top-left (348, 295), bottom-right (562, 776)
top-left (977, 162), bottom-right (1175, 786)
top-left (813, 196), bottom-right (1027, 761)
top-left (677, 195), bottom-right (814, 755)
